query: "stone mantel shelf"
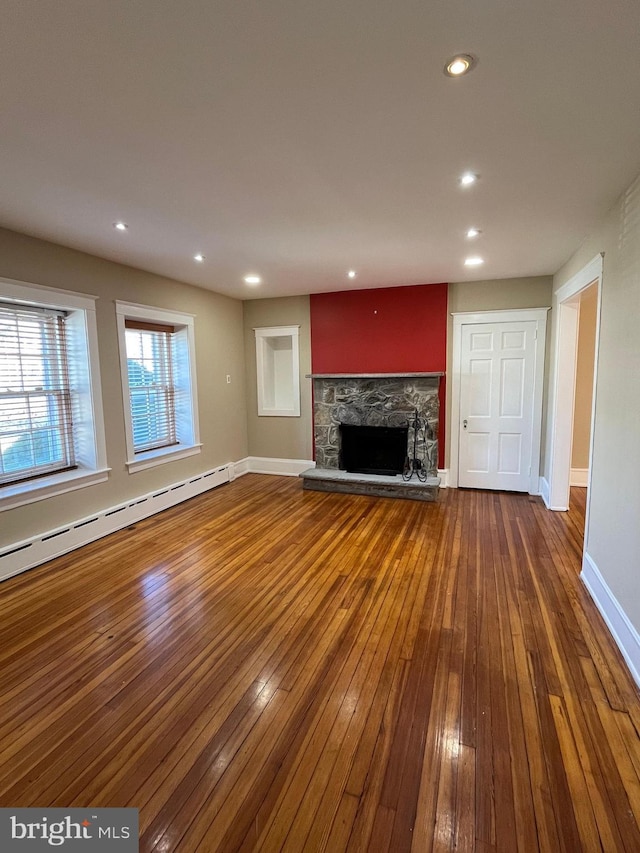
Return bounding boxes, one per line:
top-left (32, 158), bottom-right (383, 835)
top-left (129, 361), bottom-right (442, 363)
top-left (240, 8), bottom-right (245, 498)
top-left (306, 372), bottom-right (445, 379)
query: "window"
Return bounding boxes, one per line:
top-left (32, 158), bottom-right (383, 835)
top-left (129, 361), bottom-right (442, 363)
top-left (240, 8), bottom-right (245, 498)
top-left (0, 277), bottom-right (108, 511)
top-left (116, 302), bottom-right (200, 472)
top-left (0, 303), bottom-right (75, 484)
top-left (125, 321), bottom-right (177, 453)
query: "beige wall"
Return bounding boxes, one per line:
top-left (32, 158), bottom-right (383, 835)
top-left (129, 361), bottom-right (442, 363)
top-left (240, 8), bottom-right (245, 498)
top-left (243, 296), bottom-right (312, 460)
top-left (549, 171), bottom-right (640, 632)
top-left (448, 276), bottom-right (553, 316)
top-left (0, 227), bottom-right (248, 547)
top-left (571, 284), bottom-right (598, 470)
top-left (446, 276), bottom-right (553, 470)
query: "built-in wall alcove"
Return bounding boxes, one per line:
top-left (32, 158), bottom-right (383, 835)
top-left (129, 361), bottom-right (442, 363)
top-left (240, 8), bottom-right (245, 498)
top-left (254, 325), bottom-right (300, 417)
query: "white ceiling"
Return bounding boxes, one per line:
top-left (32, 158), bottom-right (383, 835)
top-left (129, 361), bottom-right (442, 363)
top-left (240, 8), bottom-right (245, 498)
top-left (2, 1), bottom-right (640, 299)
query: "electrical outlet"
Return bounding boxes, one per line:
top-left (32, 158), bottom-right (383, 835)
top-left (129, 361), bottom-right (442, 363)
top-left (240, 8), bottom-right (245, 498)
top-left (226, 374), bottom-right (231, 384)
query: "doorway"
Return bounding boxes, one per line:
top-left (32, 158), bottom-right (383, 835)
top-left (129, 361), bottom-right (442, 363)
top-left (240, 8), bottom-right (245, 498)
top-left (544, 254), bottom-right (602, 527)
top-left (570, 283), bottom-right (598, 489)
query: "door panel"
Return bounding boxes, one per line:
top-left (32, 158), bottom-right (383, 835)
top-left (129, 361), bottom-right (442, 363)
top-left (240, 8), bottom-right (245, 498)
top-left (497, 432), bottom-right (522, 473)
top-left (467, 432), bottom-right (491, 472)
top-left (470, 331), bottom-right (493, 350)
top-left (469, 359), bottom-right (492, 415)
top-left (500, 359), bottom-right (524, 417)
top-left (459, 321), bottom-right (536, 491)
top-left (502, 329), bottom-right (525, 349)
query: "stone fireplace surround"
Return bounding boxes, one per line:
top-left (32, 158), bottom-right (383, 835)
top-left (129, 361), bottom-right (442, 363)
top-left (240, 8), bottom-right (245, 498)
top-left (301, 372), bottom-right (443, 501)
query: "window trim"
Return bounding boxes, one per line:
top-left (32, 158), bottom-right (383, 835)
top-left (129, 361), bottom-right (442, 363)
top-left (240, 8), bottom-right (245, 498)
top-left (0, 277), bottom-right (109, 512)
top-left (115, 301), bottom-right (201, 473)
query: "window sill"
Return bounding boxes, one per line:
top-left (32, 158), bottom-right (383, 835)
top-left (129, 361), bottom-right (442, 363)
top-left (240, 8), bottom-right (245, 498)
top-left (0, 467), bottom-right (111, 512)
top-left (126, 443), bottom-right (202, 473)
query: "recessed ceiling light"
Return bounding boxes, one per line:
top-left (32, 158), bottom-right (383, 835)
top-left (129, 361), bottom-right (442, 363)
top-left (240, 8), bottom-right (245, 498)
top-left (444, 54), bottom-right (477, 78)
top-left (466, 228), bottom-right (481, 239)
top-left (459, 172), bottom-right (478, 187)
top-left (347, 270), bottom-right (357, 279)
top-left (244, 275), bottom-right (261, 285)
top-left (194, 253), bottom-right (205, 262)
top-left (114, 222), bottom-right (128, 231)
top-left (464, 256), bottom-right (484, 267)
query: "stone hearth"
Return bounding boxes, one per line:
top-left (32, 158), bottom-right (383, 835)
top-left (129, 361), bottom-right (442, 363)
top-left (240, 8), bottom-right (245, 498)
top-left (301, 467), bottom-right (440, 501)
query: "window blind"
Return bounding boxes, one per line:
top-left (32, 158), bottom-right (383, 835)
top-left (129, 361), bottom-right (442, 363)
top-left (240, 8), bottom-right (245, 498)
top-left (125, 321), bottom-right (177, 453)
top-left (0, 302), bottom-right (75, 486)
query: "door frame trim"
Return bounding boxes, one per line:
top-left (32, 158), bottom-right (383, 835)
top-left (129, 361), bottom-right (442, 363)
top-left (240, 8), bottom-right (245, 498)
top-left (450, 308), bottom-right (550, 493)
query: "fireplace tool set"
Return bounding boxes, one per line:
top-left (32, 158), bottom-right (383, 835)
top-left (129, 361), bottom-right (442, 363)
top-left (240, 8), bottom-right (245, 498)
top-left (402, 408), bottom-right (429, 482)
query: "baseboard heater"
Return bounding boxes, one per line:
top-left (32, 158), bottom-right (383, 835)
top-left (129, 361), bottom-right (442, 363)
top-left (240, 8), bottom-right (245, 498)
top-left (0, 463), bottom-right (234, 583)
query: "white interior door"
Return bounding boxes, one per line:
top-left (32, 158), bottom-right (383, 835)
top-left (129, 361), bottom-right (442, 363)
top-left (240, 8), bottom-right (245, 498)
top-left (458, 321), bottom-right (537, 491)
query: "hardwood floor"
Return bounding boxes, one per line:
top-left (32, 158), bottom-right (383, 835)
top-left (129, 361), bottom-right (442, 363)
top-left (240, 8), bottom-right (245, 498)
top-left (1, 477), bottom-right (640, 851)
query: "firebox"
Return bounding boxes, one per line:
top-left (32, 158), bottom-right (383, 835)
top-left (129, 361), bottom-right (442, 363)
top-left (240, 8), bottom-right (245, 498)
top-left (340, 423), bottom-right (408, 476)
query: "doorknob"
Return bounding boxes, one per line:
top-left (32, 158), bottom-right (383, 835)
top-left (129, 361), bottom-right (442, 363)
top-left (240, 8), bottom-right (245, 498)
top-left (463, 419), bottom-right (468, 430)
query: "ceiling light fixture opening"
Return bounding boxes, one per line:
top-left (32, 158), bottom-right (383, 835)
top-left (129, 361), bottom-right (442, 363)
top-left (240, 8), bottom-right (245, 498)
top-left (347, 270), bottom-right (357, 279)
top-left (464, 256), bottom-right (484, 267)
top-left (194, 253), bottom-right (205, 262)
top-left (466, 228), bottom-right (481, 239)
top-left (444, 54), bottom-right (477, 78)
top-left (459, 172), bottom-right (478, 187)
top-left (114, 222), bottom-right (128, 231)
top-left (244, 275), bottom-right (262, 285)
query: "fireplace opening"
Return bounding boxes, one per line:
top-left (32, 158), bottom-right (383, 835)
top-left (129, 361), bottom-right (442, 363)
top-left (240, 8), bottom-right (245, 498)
top-left (340, 423), bottom-right (408, 476)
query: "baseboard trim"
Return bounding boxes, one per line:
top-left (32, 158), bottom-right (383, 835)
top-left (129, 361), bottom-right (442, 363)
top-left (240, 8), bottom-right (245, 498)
top-left (539, 476), bottom-right (568, 511)
top-left (231, 457), bottom-right (251, 478)
top-left (437, 468), bottom-right (448, 488)
top-left (581, 551), bottom-right (640, 690)
top-left (245, 456), bottom-right (316, 477)
top-left (0, 463), bottom-right (234, 583)
top-left (570, 468), bottom-right (589, 487)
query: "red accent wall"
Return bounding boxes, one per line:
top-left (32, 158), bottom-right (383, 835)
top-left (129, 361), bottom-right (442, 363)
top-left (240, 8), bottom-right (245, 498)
top-left (310, 283), bottom-right (448, 468)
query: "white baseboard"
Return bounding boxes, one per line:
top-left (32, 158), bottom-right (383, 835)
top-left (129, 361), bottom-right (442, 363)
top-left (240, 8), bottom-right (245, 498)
top-left (570, 468), bottom-right (589, 487)
top-left (231, 457), bottom-right (251, 478)
top-left (0, 463), bottom-right (234, 583)
top-left (581, 551), bottom-right (640, 690)
top-left (437, 468), bottom-right (448, 488)
top-left (539, 476), bottom-right (568, 511)
top-left (244, 456), bottom-right (315, 477)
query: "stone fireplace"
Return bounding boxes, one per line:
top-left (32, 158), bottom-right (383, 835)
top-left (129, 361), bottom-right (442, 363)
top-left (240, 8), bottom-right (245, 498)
top-left (301, 373), bottom-right (443, 501)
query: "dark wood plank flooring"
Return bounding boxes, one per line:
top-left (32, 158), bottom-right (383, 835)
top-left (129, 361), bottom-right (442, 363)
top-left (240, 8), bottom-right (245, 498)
top-left (1, 478), bottom-right (639, 851)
